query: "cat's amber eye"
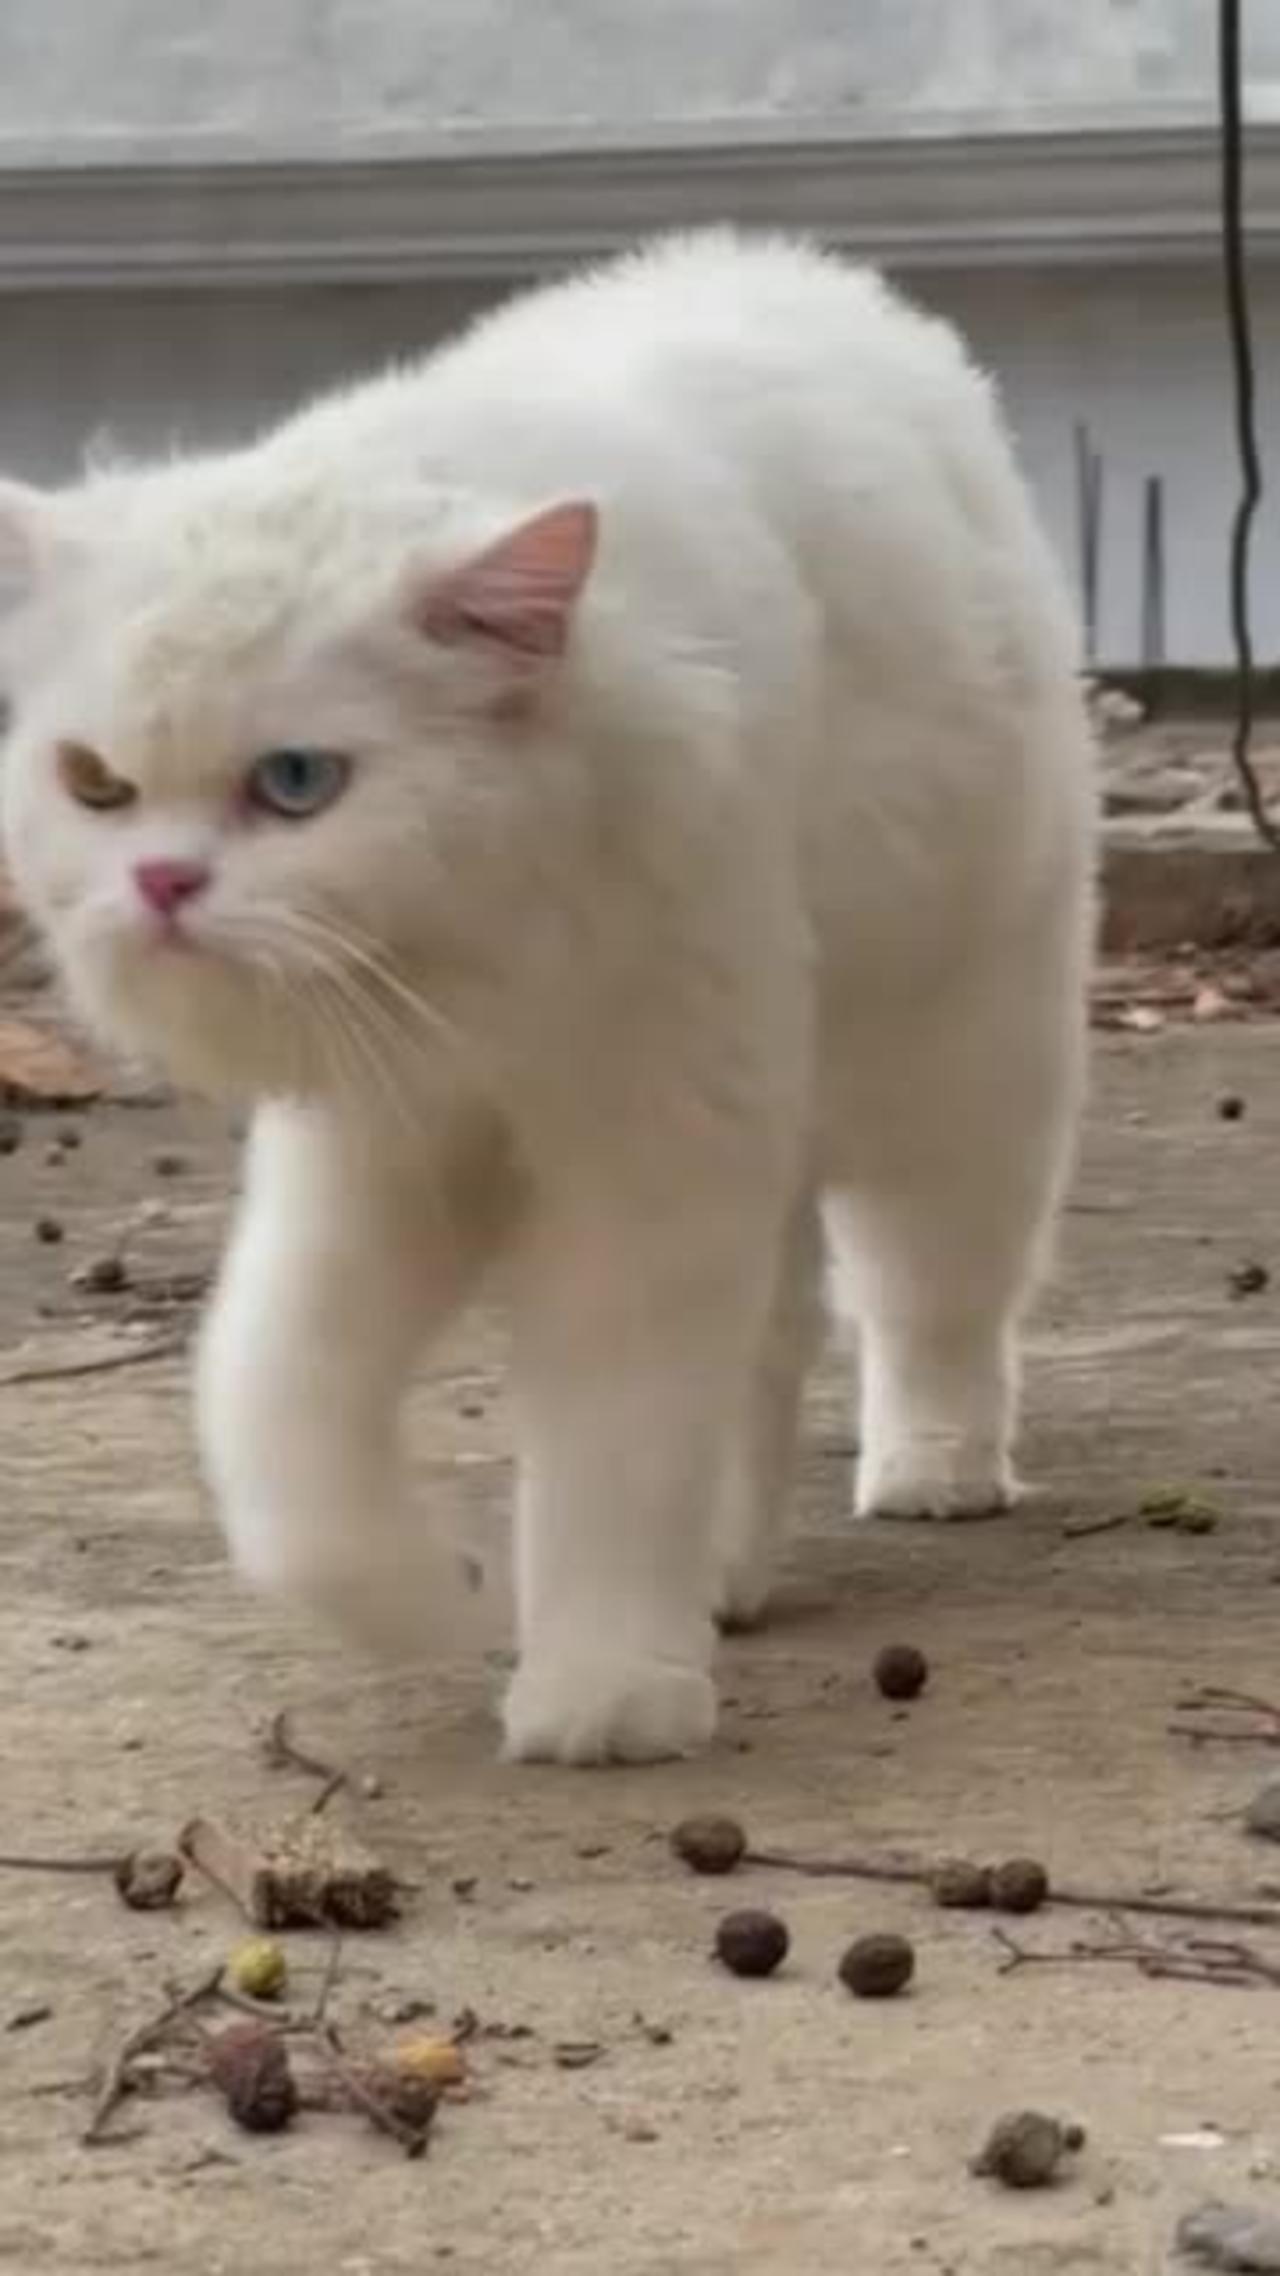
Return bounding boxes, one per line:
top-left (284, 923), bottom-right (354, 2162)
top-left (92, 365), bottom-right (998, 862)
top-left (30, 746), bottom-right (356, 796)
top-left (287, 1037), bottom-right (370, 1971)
top-left (56, 741), bottom-right (138, 813)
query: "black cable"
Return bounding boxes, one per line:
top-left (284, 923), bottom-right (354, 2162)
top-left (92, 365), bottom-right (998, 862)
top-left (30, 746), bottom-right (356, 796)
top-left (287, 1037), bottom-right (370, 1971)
top-left (1219, 0), bottom-right (1278, 846)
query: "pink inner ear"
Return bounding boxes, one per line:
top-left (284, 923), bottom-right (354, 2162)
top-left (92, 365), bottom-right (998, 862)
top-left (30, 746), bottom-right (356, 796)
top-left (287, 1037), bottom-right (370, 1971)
top-left (418, 500), bottom-right (598, 660)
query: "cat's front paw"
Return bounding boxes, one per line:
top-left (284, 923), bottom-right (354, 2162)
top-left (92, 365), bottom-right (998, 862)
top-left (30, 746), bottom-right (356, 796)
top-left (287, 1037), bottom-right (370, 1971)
top-left (502, 1654), bottom-right (716, 1766)
top-left (856, 1442), bottom-right (1015, 1523)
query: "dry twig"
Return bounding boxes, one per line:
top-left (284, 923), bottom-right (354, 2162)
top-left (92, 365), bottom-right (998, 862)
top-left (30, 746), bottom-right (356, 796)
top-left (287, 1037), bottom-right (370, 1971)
top-left (0, 1850), bottom-right (124, 1875)
top-left (1171, 1685), bottom-right (1280, 1748)
top-left (261, 1711), bottom-right (348, 1814)
top-left (744, 1845), bottom-right (1280, 1931)
top-left (316, 2025), bottom-right (431, 2159)
top-left (0, 1332), bottom-right (188, 1390)
top-left (82, 1965), bottom-right (223, 2147)
top-left (993, 1923), bottom-right (1280, 1989)
top-left (1061, 1512), bottom-right (1131, 1541)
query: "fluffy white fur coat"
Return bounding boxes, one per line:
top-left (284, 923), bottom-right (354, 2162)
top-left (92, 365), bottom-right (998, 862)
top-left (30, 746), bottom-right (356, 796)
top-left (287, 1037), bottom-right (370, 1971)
top-left (0, 232), bottom-right (1095, 1763)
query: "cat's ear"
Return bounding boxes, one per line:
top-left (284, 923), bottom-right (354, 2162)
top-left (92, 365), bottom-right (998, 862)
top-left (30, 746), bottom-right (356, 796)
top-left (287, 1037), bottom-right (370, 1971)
top-left (0, 479), bottom-right (62, 621)
top-left (416, 500), bottom-right (598, 662)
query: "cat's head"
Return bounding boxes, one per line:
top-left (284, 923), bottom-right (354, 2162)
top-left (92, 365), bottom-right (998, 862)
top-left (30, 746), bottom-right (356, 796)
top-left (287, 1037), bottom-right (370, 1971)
top-left (0, 453), bottom-right (598, 1102)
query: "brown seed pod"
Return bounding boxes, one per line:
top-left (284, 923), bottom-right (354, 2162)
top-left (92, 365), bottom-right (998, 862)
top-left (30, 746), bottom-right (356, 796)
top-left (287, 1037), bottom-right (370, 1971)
top-left (670, 1815), bottom-right (747, 1875)
top-left (990, 1858), bottom-right (1050, 1915)
top-left (714, 1908), bottom-right (789, 1978)
top-left (360, 2060), bottom-right (441, 2137)
top-left (76, 1254), bottom-right (130, 1295)
top-left (207, 2021), bottom-right (298, 2133)
top-left (971, 2109), bottom-right (1084, 2189)
top-left (838, 1933), bottom-right (916, 1999)
top-left (114, 1848), bottom-right (184, 1911)
top-left (872, 1645), bottom-right (929, 1701)
top-left (931, 1859), bottom-right (993, 1910)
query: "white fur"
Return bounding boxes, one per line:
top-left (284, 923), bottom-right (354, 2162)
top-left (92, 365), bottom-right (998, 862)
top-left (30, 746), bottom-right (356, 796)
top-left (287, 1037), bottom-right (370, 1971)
top-left (0, 232), bottom-right (1096, 1764)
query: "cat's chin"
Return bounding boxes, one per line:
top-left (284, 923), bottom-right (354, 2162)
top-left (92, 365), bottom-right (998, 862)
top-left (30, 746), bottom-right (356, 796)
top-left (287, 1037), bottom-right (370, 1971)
top-left (63, 952), bottom-right (302, 1105)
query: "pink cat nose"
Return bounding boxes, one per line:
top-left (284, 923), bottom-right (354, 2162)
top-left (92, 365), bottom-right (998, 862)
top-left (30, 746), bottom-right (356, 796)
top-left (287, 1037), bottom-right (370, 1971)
top-left (133, 858), bottom-right (210, 918)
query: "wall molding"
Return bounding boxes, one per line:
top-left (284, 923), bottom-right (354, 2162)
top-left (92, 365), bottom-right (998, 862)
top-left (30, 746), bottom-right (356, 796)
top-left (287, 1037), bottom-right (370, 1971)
top-left (0, 120), bottom-right (1277, 291)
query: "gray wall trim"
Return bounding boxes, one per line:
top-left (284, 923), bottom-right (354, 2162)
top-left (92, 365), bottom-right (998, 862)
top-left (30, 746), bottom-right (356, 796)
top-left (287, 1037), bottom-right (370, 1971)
top-left (1, 121), bottom-right (1277, 292)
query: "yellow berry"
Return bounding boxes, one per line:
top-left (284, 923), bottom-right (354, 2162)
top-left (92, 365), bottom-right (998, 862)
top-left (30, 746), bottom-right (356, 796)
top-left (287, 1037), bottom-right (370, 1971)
top-left (228, 1936), bottom-right (288, 2000)
top-left (391, 2034), bottom-right (466, 2088)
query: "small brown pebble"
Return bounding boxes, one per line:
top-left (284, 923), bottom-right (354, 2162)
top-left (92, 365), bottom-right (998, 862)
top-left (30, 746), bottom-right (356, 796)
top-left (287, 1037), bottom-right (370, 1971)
top-left (873, 1644), bottom-right (929, 1701)
top-left (0, 1116), bottom-right (23, 1155)
top-left (1246, 1782), bottom-right (1280, 1843)
top-left (1218, 1094), bottom-right (1246, 1121)
top-left (554, 2038), bottom-right (606, 2069)
top-left (34, 1215), bottom-right (64, 1244)
top-left (207, 2021), bottom-right (298, 2133)
top-left (931, 1859), bottom-right (993, 1910)
top-left (58, 1127), bottom-right (83, 1149)
top-left (43, 1143), bottom-right (66, 1167)
top-left (990, 1858), bottom-right (1050, 1915)
top-left (971, 2109), bottom-right (1083, 2189)
top-left (838, 1932), bottom-right (915, 1999)
top-left (74, 1253), bottom-right (130, 1294)
top-left (1229, 1260), bottom-right (1269, 1298)
top-left (714, 1908), bottom-right (789, 1979)
top-left (670, 1814), bottom-right (747, 1876)
top-left (152, 1150), bottom-right (189, 1178)
top-left (114, 1848), bottom-right (184, 1911)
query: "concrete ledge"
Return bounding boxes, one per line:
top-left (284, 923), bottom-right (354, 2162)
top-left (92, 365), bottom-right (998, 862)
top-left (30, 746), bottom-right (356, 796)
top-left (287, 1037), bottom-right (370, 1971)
top-left (0, 119), bottom-right (1277, 290)
top-left (1102, 820), bottom-right (1280, 953)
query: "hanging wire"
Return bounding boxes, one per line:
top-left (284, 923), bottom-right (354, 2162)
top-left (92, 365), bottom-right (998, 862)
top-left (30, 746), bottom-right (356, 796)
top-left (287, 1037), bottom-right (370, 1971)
top-left (1219, 0), bottom-right (1279, 847)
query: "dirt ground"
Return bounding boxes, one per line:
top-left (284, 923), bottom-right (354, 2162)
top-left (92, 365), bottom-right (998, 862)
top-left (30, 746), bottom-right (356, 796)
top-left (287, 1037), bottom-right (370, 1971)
top-left (5, 1026), bottom-right (1280, 2274)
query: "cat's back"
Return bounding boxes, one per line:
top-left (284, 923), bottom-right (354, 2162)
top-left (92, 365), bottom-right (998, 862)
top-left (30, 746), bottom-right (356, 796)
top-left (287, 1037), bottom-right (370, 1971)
top-left (285, 232), bottom-right (996, 512)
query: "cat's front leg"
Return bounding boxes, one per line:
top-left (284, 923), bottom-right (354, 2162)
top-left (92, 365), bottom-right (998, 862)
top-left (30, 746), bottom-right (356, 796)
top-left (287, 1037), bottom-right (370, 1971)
top-left (197, 1102), bottom-right (500, 1653)
top-left (502, 1191), bottom-right (779, 1765)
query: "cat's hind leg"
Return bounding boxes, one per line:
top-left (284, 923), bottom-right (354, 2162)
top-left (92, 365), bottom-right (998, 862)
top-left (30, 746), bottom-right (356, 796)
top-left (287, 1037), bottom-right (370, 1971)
top-left (825, 948), bottom-right (1084, 1522)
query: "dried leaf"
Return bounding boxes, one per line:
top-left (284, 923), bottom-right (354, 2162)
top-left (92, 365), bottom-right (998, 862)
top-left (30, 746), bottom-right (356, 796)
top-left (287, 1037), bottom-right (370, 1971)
top-left (0, 1019), bottom-right (102, 1106)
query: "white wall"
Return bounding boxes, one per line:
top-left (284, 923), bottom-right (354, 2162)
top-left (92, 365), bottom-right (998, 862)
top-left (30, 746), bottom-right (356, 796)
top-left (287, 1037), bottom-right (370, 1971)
top-left (1, 260), bottom-right (1276, 666)
top-left (921, 261), bottom-right (1280, 666)
top-left (1, 0), bottom-right (1277, 152)
top-left (0, 281), bottom-right (492, 473)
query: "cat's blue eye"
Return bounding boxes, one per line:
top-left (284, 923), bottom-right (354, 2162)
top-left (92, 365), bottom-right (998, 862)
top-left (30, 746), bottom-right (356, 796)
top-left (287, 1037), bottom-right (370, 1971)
top-left (245, 747), bottom-right (351, 820)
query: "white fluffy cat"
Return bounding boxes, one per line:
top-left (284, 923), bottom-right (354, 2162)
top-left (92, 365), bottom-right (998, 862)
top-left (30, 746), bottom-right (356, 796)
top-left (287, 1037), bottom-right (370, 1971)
top-left (0, 232), bottom-right (1095, 1765)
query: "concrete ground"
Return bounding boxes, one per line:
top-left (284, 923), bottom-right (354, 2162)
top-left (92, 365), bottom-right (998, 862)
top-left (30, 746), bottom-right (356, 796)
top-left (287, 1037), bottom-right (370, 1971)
top-left (4, 1021), bottom-right (1280, 2274)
